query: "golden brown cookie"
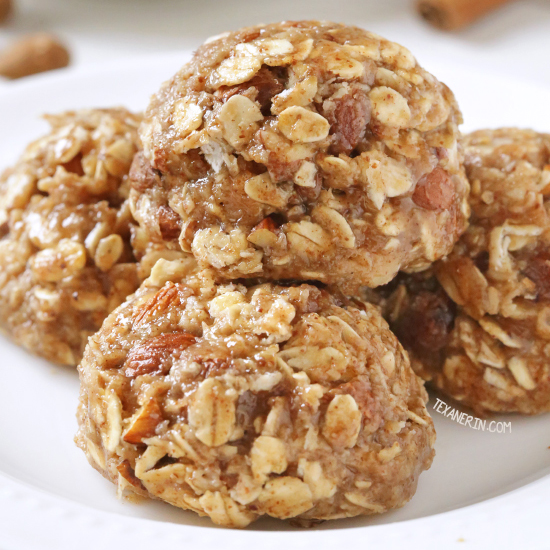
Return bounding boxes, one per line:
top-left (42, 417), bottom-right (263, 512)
top-left (0, 109), bottom-right (142, 365)
top-left (382, 128), bottom-right (550, 414)
top-left (76, 261), bottom-right (435, 527)
top-left (131, 21), bottom-right (469, 292)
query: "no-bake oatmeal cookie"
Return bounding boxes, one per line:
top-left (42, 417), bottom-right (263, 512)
top-left (380, 129), bottom-right (550, 414)
top-left (0, 108), bottom-right (142, 365)
top-left (131, 20), bottom-right (469, 292)
top-left (76, 261), bottom-right (435, 527)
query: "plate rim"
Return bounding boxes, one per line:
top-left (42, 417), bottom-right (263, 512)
top-left (1, 470), bottom-right (549, 549)
top-left (0, 53), bottom-right (549, 549)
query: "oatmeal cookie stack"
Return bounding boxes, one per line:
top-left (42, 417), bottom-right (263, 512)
top-left (75, 21), bottom-right (472, 527)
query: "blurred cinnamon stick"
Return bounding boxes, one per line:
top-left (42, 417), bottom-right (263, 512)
top-left (0, 0), bottom-right (13, 24)
top-left (416, 0), bottom-right (513, 30)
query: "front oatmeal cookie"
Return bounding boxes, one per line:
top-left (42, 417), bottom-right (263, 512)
top-left (381, 129), bottom-right (550, 414)
top-left (76, 263), bottom-right (435, 527)
top-left (131, 21), bottom-right (469, 292)
top-left (0, 109), bottom-right (141, 365)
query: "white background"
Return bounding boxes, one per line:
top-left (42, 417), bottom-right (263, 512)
top-left (2, 0), bottom-right (550, 89)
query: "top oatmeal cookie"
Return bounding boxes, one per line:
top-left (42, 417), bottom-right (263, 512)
top-left (0, 109), bottom-right (142, 365)
top-left (132, 21), bottom-right (469, 292)
top-left (380, 129), bottom-right (550, 414)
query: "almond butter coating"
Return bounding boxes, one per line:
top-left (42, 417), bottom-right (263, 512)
top-left (376, 129), bottom-right (550, 415)
top-left (131, 20), bottom-right (469, 292)
top-left (75, 263), bottom-right (435, 527)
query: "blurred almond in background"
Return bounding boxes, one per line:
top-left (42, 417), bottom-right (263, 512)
top-left (0, 33), bottom-right (69, 78)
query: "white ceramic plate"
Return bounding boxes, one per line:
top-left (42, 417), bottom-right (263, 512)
top-left (0, 53), bottom-right (549, 550)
